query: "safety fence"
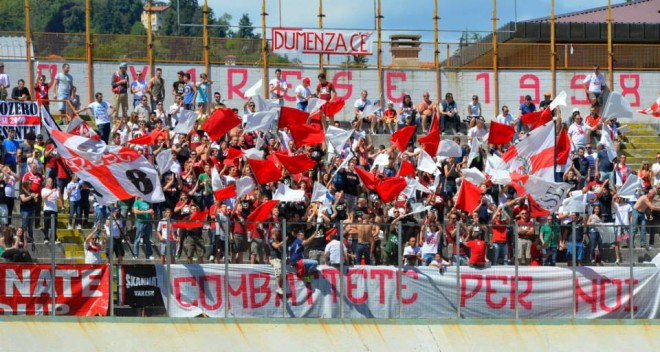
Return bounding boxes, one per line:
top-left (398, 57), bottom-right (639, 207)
top-left (1, 216), bottom-right (659, 318)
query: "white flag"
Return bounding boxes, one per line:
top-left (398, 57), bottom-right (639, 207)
top-left (311, 182), bottom-right (329, 203)
top-left (600, 127), bottom-right (618, 163)
top-left (462, 167), bottom-right (486, 185)
top-left (467, 136), bottom-right (480, 166)
top-left (244, 110), bottom-right (278, 133)
top-left (211, 166), bottom-right (224, 191)
top-left (172, 110), bottom-right (198, 135)
top-left (244, 79), bottom-right (262, 98)
top-left (618, 174), bottom-right (640, 200)
top-left (273, 183), bottom-right (305, 202)
top-left (325, 125), bottom-right (352, 152)
top-left (155, 149), bottom-right (175, 175)
top-left (549, 90), bottom-right (568, 111)
top-left (562, 193), bottom-right (586, 214)
top-left (417, 150), bottom-right (438, 175)
top-left (235, 176), bottom-right (255, 198)
top-left (522, 175), bottom-right (572, 214)
top-left (407, 202), bottom-right (431, 216)
top-left (602, 91), bottom-right (634, 119)
top-left (307, 98), bottom-right (326, 115)
top-left (253, 94), bottom-right (280, 112)
top-left (361, 104), bottom-right (381, 119)
top-left (371, 153), bottom-right (390, 172)
top-left (243, 148), bottom-right (264, 160)
top-left (437, 140), bottom-right (463, 158)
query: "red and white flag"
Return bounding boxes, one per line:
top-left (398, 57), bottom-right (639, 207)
top-left (501, 121), bottom-right (556, 182)
top-left (67, 117), bottom-right (100, 141)
top-left (45, 125), bottom-right (165, 205)
top-left (638, 96), bottom-right (660, 117)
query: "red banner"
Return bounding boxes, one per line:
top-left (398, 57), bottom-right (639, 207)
top-left (0, 264), bottom-right (109, 316)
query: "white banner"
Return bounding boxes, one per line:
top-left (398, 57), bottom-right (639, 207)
top-left (0, 101), bottom-right (41, 141)
top-left (157, 264), bottom-right (660, 319)
top-left (271, 28), bottom-right (374, 55)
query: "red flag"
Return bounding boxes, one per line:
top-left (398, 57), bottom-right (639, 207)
top-left (172, 210), bottom-right (208, 229)
top-left (376, 177), bottom-right (407, 203)
top-left (127, 133), bottom-right (153, 145)
top-left (528, 194), bottom-right (550, 218)
top-left (418, 116), bottom-right (440, 155)
top-left (213, 184), bottom-right (236, 202)
top-left (507, 181), bottom-right (526, 197)
top-left (322, 98), bottom-right (345, 117)
top-left (223, 147), bottom-right (244, 166)
top-left (354, 166), bottom-right (380, 190)
top-left (521, 108), bottom-right (551, 130)
top-left (275, 152), bottom-right (317, 175)
top-left (278, 107), bottom-right (309, 129)
top-left (455, 179), bottom-right (482, 213)
top-left (397, 159), bottom-right (416, 178)
top-left (247, 200), bottom-right (279, 233)
top-left (556, 127), bottom-right (571, 165)
top-left (202, 108), bottom-right (241, 141)
top-left (390, 125), bottom-right (417, 152)
top-left (247, 158), bottom-right (281, 184)
top-left (266, 153), bottom-right (283, 172)
top-left (637, 97), bottom-right (660, 117)
top-left (289, 123), bottom-right (325, 147)
top-left (488, 121), bottom-right (516, 145)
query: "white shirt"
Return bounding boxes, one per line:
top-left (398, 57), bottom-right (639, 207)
top-left (294, 84), bottom-right (311, 103)
top-left (41, 187), bottom-right (60, 212)
top-left (421, 230), bottom-right (440, 255)
top-left (652, 162), bottom-right (660, 186)
top-left (583, 72), bottom-right (605, 94)
top-left (269, 78), bottom-right (288, 99)
top-left (169, 103), bottom-right (183, 127)
top-left (614, 203), bottom-right (631, 226)
top-left (324, 239), bottom-right (346, 264)
top-left (568, 122), bottom-right (590, 147)
top-left (496, 113), bottom-right (514, 125)
top-left (0, 73), bottom-right (9, 89)
top-left (88, 101), bottom-right (111, 125)
top-left (354, 98), bottom-right (371, 113)
top-left (403, 245), bottom-right (421, 265)
top-left (468, 126), bottom-right (488, 141)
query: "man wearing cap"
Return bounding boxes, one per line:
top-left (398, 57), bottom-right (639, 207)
top-left (539, 92), bottom-right (553, 110)
top-left (583, 64), bottom-right (607, 109)
top-left (54, 63), bottom-right (73, 123)
top-left (294, 77), bottom-right (312, 111)
top-left (111, 63), bottom-right (130, 119)
top-left (130, 69), bottom-right (146, 108)
top-left (0, 62), bottom-right (9, 100)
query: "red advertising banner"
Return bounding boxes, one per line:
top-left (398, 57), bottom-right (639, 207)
top-left (0, 264), bottom-right (109, 316)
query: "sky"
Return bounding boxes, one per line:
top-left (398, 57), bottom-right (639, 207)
top-left (205, 0), bottom-right (627, 42)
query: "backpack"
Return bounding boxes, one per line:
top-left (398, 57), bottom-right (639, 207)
top-left (383, 232), bottom-right (399, 256)
top-left (112, 71), bottom-right (122, 93)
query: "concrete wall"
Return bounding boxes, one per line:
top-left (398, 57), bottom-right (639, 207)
top-left (3, 60), bottom-right (660, 123)
top-left (0, 317), bottom-right (658, 352)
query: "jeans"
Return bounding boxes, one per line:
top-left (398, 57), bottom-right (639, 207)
top-left (355, 243), bottom-right (371, 265)
top-left (599, 171), bottom-right (614, 185)
top-left (296, 101), bottom-right (308, 111)
top-left (589, 229), bottom-right (603, 261)
top-left (301, 259), bottom-right (318, 275)
top-left (441, 114), bottom-right (461, 133)
top-left (632, 208), bottom-right (648, 247)
top-left (134, 221), bottom-right (154, 258)
top-left (492, 242), bottom-right (508, 265)
top-left (452, 254), bottom-right (469, 266)
top-left (68, 199), bottom-right (82, 226)
top-left (98, 122), bottom-right (111, 144)
top-left (543, 247), bottom-right (557, 266)
top-left (566, 242), bottom-right (584, 264)
top-left (20, 209), bottom-right (34, 242)
top-left (94, 205), bottom-right (108, 228)
top-left (423, 253), bottom-right (435, 266)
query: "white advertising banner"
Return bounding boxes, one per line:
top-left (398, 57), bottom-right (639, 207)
top-left (271, 28), bottom-right (374, 55)
top-left (157, 265), bottom-right (660, 319)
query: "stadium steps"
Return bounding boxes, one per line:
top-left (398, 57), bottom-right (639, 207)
top-left (620, 123), bottom-right (660, 170)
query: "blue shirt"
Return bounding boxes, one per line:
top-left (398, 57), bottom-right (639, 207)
top-left (289, 238), bottom-right (304, 263)
top-left (2, 139), bottom-right (18, 165)
top-left (519, 102), bottom-right (536, 115)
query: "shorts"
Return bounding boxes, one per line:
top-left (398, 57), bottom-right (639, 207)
top-left (184, 235), bottom-right (205, 258)
top-left (250, 238), bottom-right (265, 256)
top-left (517, 237), bottom-right (532, 260)
top-left (233, 234), bottom-right (248, 252)
top-left (270, 258), bottom-right (282, 277)
top-left (159, 240), bottom-right (176, 256)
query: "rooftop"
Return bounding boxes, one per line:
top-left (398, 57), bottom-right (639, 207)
top-left (529, 0), bottom-right (660, 24)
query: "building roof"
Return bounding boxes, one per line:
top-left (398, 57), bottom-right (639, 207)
top-left (143, 5), bottom-right (170, 13)
top-left (529, 0), bottom-right (660, 24)
top-left (0, 36), bottom-right (33, 60)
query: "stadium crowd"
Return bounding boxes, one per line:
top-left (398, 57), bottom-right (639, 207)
top-left (0, 61), bottom-right (659, 277)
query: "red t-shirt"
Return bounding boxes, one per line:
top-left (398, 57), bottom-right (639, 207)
top-left (467, 240), bottom-right (487, 265)
top-left (22, 172), bottom-right (44, 193)
top-left (491, 218), bottom-right (508, 243)
top-left (517, 219), bottom-right (534, 239)
top-left (316, 82), bottom-right (335, 101)
top-left (445, 223), bottom-right (467, 256)
top-left (530, 242), bottom-right (543, 266)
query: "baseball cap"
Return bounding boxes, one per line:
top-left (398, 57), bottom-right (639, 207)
top-left (302, 77), bottom-right (310, 84)
top-left (543, 92), bottom-right (551, 97)
top-left (374, 99), bottom-right (380, 104)
top-left (119, 62), bottom-right (127, 68)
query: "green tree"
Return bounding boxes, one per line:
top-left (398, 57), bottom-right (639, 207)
top-left (236, 13), bottom-right (258, 39)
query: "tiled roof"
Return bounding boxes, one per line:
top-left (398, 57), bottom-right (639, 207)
top-left (529, 0), bottom-right (660, 23)
top-left (143, 5), bottom-right (171, 13)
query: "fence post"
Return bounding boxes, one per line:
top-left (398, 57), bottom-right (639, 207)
top-left (455, 222), bottom-right (461, 319)
top-left (513, 221), bottom-right (519, 319)
top-left (629, 218), bottom-right (634, 319)
top-left (397, 221), bottom-right (403, 319)
top-left (165, 217), bottom-right (172, 317)
top-left (224, 215), bottom-right (230, 318)
top-left (338, 222), bottom-right (344, 319)
top-left (50, 215), bottom-right (56, 316)
top-left (571, 221), bottom-right (577, 319)
top-left (107, 216), bottom-right (114, 316)
top-left (281, 218), bottom-right (287, 318)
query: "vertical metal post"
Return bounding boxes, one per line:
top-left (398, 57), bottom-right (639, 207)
top-left (628, 218), bottom-right (634, 319)
top-left (513, 221), bottom-right (519, 319)
top-left (50, 215), bottom-right (56, 316)
top-left (108, 216), bottom-right (114, 316)
top-left (571, 221), bottom-right (577, 319)
top-left (338, 223), bottom-right (344, 319)
top-left (261, 0), bottom-right (269, 98)
top-left (223, 215), bottom-right (230, 318)
top-left (202, 0), bottom-right (210, 77)
top-left (24, 0), bottom-right (34, 94)
top-left (397, 221), bottom-right (402, 318)
top-left (165, 217), bottom-right (171, 317)
top-left (318, 0), bottom-right (324, 71)
top-left (281, 219), bottom-right (288, 318)
top-left (607, 0), bottom-right (614, 90)
top-left (146, 0), bottom-right (154, 80)
top-left (85, 0), bottom-right (93, 103)
top-left (376, 0), bottom-right (383, 103)
top-left (491, 0), bottom-right (499, 115)
top-left (455, 223), bottom-right (461, 319)
top-left (434, 0), bottom-right (441, 104)
top-left (445, 43), bottom-right (450, 68)
top-left (550, 0), bottom-right (556, 97)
